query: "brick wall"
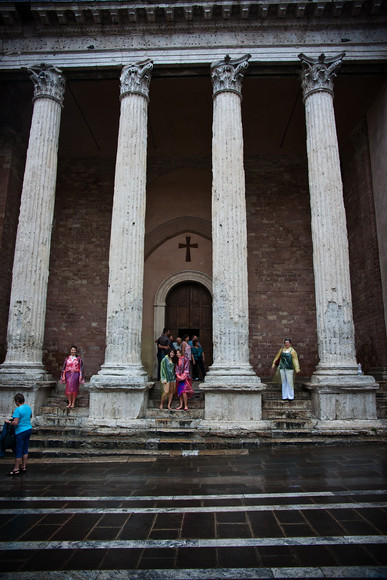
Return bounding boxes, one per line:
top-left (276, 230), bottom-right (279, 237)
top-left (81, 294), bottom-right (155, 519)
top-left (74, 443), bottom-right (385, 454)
top-left (341, 121), bottom-right (387, 372)
top-left (21, 146), bottom-right (387, 380)
top-left (43, 157), bottom-right (114, 378)
top-left (0, 134), bottom-right (26, 362)
top-left (246, 155), bottom-right (318, 378)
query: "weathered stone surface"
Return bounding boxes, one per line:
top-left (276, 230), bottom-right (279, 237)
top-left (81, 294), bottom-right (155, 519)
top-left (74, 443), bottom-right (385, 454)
top-left (0, 64), bottom-right (64, 383)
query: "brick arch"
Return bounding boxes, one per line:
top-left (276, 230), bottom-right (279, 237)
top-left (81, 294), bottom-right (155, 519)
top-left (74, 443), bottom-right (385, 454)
top-left (145, 217), bottom-right (211, 260)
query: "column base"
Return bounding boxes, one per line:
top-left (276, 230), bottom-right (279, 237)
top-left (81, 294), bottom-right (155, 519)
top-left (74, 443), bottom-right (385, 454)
top-left (305, 370), bottom-right (379, 421)
top-left (309, 365), bottom-right (378, 387)
top-left (89, 363), bottom-right (148, 388)
top-left (89, 363), bottom-right (152, 423)
top-left (88, 383), bottom-right (154, 423)
top-left (0, 380), bottom-right (56, 417)
top-left (200, 364), bottom-right (266, 422)
top-left (0, 361), bottom-right (53, 383)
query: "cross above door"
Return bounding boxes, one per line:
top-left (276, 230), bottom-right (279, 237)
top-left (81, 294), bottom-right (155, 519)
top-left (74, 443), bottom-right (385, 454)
top-left (178, 236), bottom-right (198, 262)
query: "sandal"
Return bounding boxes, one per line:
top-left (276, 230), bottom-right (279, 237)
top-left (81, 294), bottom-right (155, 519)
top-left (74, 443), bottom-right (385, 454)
top-left (7, 469), bottom-right (20, 476)
top-left (20, 467), bottom-right (27, 473)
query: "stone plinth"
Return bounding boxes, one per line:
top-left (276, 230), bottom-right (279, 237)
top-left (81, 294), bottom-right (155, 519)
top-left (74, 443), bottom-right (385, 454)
top-left (0, 381), bottom-right (56, 418)
top-left (88, 382), bottom-right (153, 426)
top-left (201, 367), bottom-right (266, 423)
top-left (305, 378), bottom-right (379, 421)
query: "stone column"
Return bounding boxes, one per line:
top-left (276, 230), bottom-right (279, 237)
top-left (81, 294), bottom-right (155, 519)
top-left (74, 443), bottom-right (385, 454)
top-left (89, 60), bottom-right (153, 425)
top-left (299, 53), bottom-right (379, 423)
top-left (0, 64), bottom-right (64, 415)
top-left (200, 55), bottom-right (265, 427)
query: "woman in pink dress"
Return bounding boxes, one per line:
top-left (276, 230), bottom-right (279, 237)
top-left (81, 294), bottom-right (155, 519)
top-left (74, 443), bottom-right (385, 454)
top-left (60, 346), bottom-right (85, 409)
top-left (175, 349), bottom-right (194, 411)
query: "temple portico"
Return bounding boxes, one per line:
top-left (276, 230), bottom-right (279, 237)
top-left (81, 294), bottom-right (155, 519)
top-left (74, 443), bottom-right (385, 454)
top-left (0, 0), bottom-right (386, 436)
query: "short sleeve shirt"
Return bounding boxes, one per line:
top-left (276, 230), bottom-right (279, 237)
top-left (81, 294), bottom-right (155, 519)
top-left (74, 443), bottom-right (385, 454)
top-left (13, 404), bottom-right (32, 435)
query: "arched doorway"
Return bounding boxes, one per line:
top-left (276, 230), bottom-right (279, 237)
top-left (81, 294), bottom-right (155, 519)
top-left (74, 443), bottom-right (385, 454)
top-left (166, 282), bottom-right (213, 368)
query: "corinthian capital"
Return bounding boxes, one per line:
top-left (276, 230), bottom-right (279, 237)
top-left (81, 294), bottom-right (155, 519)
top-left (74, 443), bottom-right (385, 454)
top-left (27, 63), bottom-right (65, 106)
top-left (120, 59), bottom-right (153, 101)
top-left (298, 53), bottom-right (345, 101)
top-left (211, 54), bottom-right (251, 98)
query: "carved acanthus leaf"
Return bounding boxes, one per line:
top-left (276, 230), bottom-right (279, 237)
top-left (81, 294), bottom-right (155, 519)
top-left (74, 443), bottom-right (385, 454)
top-left (27, 63), bottom-right (65, 106)
top-left (298, 52), bottom-right (345, 100)
top-left (120, 59), bottom-right (153, 101)
top-left (211, 54), bottom-right (251, 98)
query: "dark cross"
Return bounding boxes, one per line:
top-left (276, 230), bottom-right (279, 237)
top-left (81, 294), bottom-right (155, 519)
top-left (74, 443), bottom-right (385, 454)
top-left (179, 236), bottom-right (198, 262)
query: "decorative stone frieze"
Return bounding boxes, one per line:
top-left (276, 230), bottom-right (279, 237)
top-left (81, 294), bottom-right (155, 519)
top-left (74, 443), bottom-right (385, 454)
top-left (202, 54), bottom-right (264, 423)
top-left (211, 54), bottom-right (251, 98)
top-left (0, 64), bottom-right (64, 384)
top-left (22, 1), bottom-right (383, 30)
top-left (89, 60), bottom-right (154, 423)
top-left (299, 52), bottom-right (378, 420)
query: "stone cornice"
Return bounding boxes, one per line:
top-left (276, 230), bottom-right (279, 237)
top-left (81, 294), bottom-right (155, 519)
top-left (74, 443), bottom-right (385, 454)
top-left (0, 0), bottom-right (385, 32)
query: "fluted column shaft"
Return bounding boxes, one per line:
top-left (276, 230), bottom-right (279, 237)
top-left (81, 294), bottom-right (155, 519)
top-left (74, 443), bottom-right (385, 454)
top-left (300, 53), bottom-right (374, 385)
top-left (206, 55), bottom-right (261, 386)
top-left (0, 64), bottom-right (64, 381)
top-left (91, 60), bottom-right (153, 386)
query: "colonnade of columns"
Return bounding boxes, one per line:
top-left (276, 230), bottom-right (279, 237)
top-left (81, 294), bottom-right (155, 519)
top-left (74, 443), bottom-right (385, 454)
top-left (0, 54), bottom-right (378, 424)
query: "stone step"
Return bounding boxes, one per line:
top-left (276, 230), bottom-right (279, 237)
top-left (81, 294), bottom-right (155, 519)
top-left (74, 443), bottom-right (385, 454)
top-left (270, 419), bottom-right (314, 429)
top-left (146, 408), bottom-right (204, 420)
top-left (40, 406), bottom-right (89, 417)
top-left (263, 409), bottom-right (312, 420)
top-left (26, 432), bottom-right (387, 458)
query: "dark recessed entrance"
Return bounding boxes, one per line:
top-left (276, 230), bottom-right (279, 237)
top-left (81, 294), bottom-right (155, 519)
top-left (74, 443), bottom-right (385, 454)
top-left (165, 282), bottom-right (212, 369)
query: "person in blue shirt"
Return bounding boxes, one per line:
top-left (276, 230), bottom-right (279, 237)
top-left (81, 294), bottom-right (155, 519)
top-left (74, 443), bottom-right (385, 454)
top-left (5, 393), bottom-right (32, 476)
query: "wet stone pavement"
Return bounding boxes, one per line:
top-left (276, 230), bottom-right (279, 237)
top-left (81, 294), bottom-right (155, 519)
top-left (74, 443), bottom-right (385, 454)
top-left (0, 445), bottom-right (387, 579)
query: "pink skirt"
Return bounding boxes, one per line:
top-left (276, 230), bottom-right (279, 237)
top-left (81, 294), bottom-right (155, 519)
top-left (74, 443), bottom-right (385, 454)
top-left (65, 372), bottom-right (80, 396)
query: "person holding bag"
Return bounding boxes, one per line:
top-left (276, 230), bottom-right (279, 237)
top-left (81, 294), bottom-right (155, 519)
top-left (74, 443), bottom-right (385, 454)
top-left (4, 393), bottom-right (32, 476)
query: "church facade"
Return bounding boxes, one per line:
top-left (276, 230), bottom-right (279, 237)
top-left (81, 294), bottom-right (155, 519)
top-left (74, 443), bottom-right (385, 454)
top-left (0, 0), bottom-right (386, 431)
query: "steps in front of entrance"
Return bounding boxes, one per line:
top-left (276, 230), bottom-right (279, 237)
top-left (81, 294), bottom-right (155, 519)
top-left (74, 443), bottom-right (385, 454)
top-left (26, 380), bottom-right (387, 457)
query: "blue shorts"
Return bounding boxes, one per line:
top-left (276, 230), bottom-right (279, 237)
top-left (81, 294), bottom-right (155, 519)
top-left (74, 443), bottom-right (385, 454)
top-left (15, 429), bottom-right (32, 458)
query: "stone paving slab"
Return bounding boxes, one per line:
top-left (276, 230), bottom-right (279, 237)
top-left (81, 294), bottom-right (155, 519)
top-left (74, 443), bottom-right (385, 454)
top-left (0, 445), bottom-right (387, 578)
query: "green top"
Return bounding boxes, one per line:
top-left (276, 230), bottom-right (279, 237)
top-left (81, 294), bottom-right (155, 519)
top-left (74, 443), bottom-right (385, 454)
top-left (279, 350), bottom-right (294, 370)
top-left (160, 356), bottom-right (176, 382)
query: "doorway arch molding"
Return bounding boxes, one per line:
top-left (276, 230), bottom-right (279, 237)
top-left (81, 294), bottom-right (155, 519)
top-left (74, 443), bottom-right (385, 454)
top-left (153, 270), bottom-right (212, 342)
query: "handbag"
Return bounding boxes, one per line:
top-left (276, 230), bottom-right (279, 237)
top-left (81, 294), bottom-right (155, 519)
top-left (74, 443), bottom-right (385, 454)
top-left (2, 423), bottom-right (16, 452)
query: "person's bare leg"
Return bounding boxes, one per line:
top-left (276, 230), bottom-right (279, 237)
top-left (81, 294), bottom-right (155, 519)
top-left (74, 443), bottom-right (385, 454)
top-left (168, 384), bottom-right (174, 409)
top-left (176, 395), bottom-right (183, 410)
top-left (20, 453), bottom-right (28, 472)
top-left (160, 389), bottom-right (167, 409)
top-left (183, 393), bottom-right (188, 410)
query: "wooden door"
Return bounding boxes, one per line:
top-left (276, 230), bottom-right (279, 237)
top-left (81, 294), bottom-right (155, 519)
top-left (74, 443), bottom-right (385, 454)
top-left (166, 282), bottom-right (212, 368)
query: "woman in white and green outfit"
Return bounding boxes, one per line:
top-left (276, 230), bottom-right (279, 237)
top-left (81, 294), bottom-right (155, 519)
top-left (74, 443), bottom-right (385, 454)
top-left (160, 349), bottom-right (177, 410)
top-left (271, 339), bottom-right (300, 401)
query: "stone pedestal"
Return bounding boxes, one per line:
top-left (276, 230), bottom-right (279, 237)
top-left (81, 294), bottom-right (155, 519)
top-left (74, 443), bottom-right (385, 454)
top-left (307, 382), bottom-right (379, 421)
top-left (88, 383), bottom-right (153, 426)
top-left (89, 60), bottom-right (153, 423)
top-left (299, 53), bottom-right (379, 421)
top-left (201, 55), bottom-right (265, 423)
top-left (0, 381), bottom-right (56, 419)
